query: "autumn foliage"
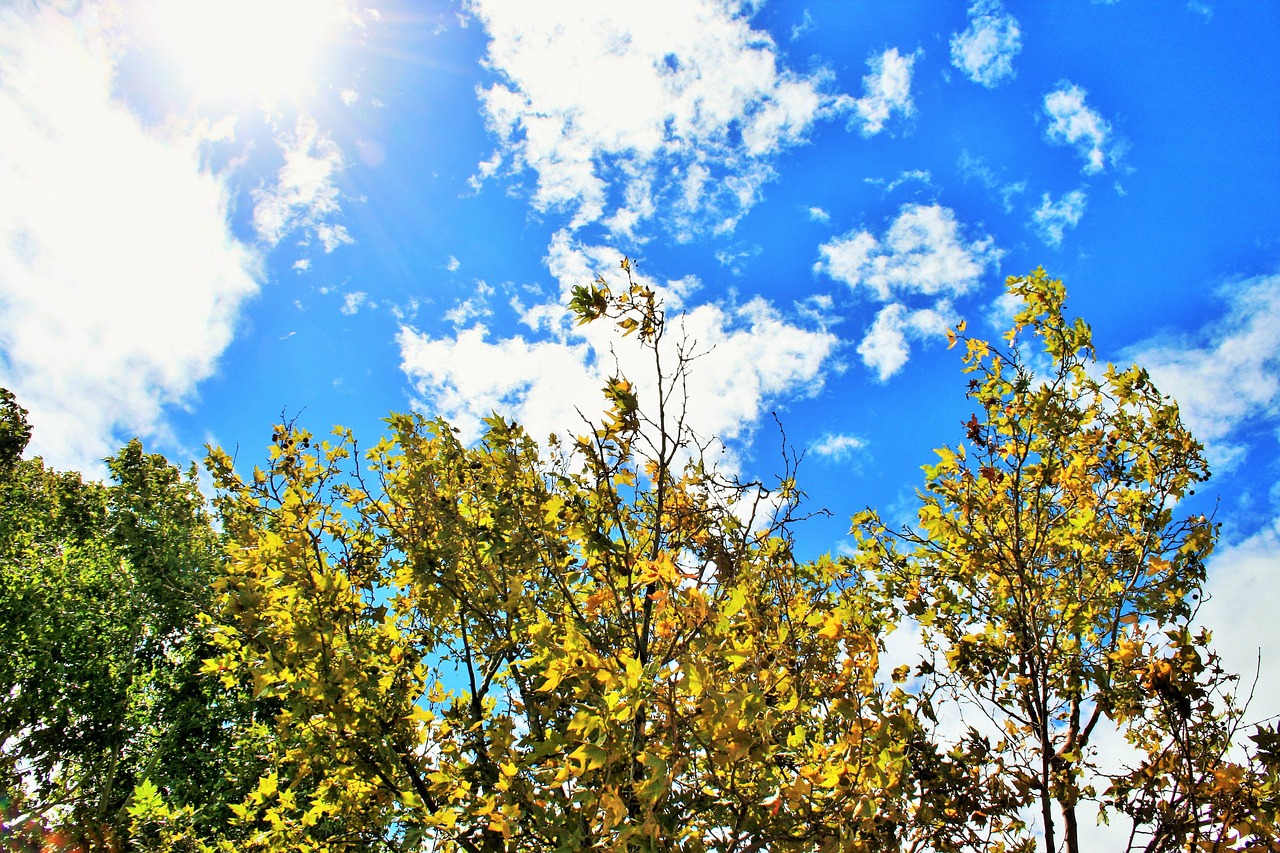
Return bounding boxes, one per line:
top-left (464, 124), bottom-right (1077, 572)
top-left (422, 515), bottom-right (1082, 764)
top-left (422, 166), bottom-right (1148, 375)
top-left (2, 268), bottom-right (1277, 852)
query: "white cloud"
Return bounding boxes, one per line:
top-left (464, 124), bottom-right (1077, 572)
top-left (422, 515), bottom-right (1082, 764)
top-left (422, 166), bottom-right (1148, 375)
top-left (252, 114), bottom-right (351, 253)
top-left (443, 282), bottom-right (495, 327)
top-left (816, 204), bottom-right (1000, 302)
top-left (341, 291), bottom-right (369, 315)
top-left (817, 204), bottom-right (998, 380)
top-left (714, 244), bottom-right (761, 275)
top-left (957, 149), bottom-right (1026, 212)
top-left (807, 206), bottom-right (831, 223)
top-left (1043, 82), bottom-right (1116, 174)
top-left (468, 0), bottom-right (853, 239)
top-left (790, 9), bottom-right (815, 42)
top-left (447, 255), bottom-right (461, 272)
top-left (857, 302), bottom-right (954, 382)
top-left (1187, 2), bottom-right (1213, 21)
top-left (1031, 189), bottom-right (1088, 247)
top-left (399, 231), bottom-right (838, 461)
top-left (1124, 275), bottom-right (1280, 471)
top-left (810, 432), bottom-right (865, 462)
top-left (1197, 519), bottom-right (1280, 730)
top-left (0, 3), bottom-right (260, 473)
top-left (950, 0), bottom-right (1023, 88)
top-left (852, 47), bottom-right (918, 137)
top-left (866, 169), bottom-right (933, 195)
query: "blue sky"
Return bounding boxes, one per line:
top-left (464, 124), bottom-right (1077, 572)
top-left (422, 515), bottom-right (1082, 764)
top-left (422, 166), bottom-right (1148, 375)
top-left (2, 0), bottom-right (1279, 784)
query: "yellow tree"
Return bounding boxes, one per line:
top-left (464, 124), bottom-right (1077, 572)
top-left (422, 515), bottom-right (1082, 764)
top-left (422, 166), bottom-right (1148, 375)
top-left (183, 261), bottom-right (918, 852)
top-left (853, 268), bottom-right (1276, 852)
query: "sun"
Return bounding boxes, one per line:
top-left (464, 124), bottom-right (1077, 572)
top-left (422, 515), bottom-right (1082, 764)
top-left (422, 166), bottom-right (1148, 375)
top-left (139, 0), bottom-right (347, 106)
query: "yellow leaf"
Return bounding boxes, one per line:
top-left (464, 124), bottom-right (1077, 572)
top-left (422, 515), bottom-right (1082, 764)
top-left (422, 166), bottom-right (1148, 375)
top-left (817, 613), bottom-right (844, 640)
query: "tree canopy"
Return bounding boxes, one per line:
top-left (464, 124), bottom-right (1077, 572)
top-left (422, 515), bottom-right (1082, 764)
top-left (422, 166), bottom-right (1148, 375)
top-left (2, 267), bottom-right (1277, 852)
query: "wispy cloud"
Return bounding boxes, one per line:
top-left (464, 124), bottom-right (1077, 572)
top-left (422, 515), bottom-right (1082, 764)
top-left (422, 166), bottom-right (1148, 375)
top-left (1186, 2), bottom-right (1213, 21)
top-left (399, 231), bottom-right (838, 463)
top-left (1031, 189), bottom-right (1088, 247)
top-left (341, 291), bottom-right (371, 315)
top-left (469, 0), bottom-right (852, 240)
top-left (443, 281), bottom-right (495, 327)
top-left (252, 115), bottom-right (352, 256)
top-left (866, 169), bottom-right (933, 195)
top-left (810, 432), bottom-right (866, 462)
top-left (852, 47), bottom-right (918, 137)
top-left (0, 3), bottom-right (261, 473)
top-left (1043, 82), bottom-right (1117, 174)
top-left (1124, 274), bottom-right (1280, 471)
top-left (957, 149), bottom-right (1026, 212)
top-left (816, 204), bottom-right (1000, 379)
top-left (950, 0), bottom-right (1023, 88)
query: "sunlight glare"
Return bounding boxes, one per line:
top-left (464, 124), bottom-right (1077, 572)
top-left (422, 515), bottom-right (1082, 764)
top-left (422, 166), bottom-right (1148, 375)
top-left (143, 0), bottom-right (343, 104)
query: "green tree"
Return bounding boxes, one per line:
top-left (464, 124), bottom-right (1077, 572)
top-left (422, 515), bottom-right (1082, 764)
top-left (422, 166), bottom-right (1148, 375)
top-left (852, 268), bottom-right (1277, 852)
top-left (0, 393), bottom-right (266, 850)
top-left (197, 262), bottom-right (917, 852)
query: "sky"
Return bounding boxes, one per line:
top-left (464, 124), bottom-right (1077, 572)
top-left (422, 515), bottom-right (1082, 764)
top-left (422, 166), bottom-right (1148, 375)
top-left (2, 0), bottom-right (1279, 822)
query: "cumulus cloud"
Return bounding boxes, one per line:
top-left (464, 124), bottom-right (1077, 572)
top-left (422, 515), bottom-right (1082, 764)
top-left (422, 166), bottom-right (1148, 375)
top-left (816, 204), bottom-right (999, 302)
top-left (1124, 275), bottom-right (1280, 471)
top-left (1031, 189), bottom-right (1088, 247)
top-left (950, 0), bottom-right (1022, 88)
top-left (816, 204), bottom-right (999, 379)
top-left (469, 0), bottom-right (853, 239)
top-left (399, 231), bottom-right (838, 461)
top-left (857, 302), bottom-right (955, 382)
top-left (852, 47), bottom-right (918, 137)
top-left (252, 115), bottom-right (352, 254)
top-left (0, 3), bottom-right (260, 472)
top-left (1043, 82), bottom-right (1116, 174)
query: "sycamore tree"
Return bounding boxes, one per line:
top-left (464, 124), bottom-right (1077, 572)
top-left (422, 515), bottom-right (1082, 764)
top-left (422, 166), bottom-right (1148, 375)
top-left (121, 264), bottom-right (1278, 853)
top-left (191, 262), bottom-right (917, 852)
top-left (851, 268), bottom-right (1280, 853)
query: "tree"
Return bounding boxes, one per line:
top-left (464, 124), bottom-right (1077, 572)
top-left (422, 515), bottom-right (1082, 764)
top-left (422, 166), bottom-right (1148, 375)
top-left (0, 394), bottom-right (267, 850)
top-left (196, 262), bottom-right (918, 852)
top-left (127, 264), bottom-right (1277, 852)
top-left (851, 268), bottom-right (1279, 852)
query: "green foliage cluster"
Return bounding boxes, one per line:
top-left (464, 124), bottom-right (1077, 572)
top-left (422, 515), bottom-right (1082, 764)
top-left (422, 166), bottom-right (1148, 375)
top-left (0, 391), bottom-right (270, 849)
top-left (2, 268), bottom-right (1278, 852)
